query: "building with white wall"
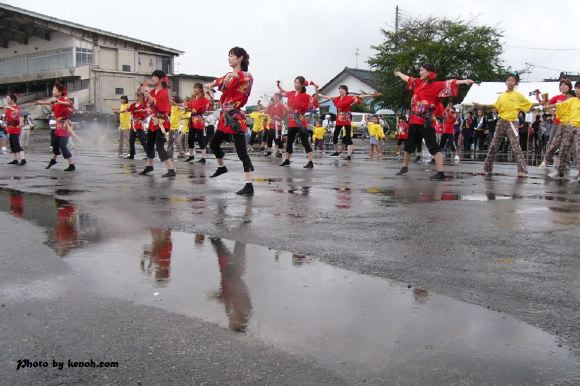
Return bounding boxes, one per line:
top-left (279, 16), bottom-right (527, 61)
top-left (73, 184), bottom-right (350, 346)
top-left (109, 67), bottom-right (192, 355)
top-left (0, 3), bottom-right (215, 116)
top-left (318, 67), bottom-right (380, 114)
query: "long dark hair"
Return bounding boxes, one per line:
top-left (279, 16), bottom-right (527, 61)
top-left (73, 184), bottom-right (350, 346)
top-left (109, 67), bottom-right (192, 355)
top-left (193, 82), bottom-right (204, 97)
top-left (229, 47), bottom-right (249, 71)
top-left (8, 93), bottom-right (17, 103)
top-left (295, 76), bottom-right (307, 93)
top-left (559, 78), bottom-right (572, 92)
top-left (422, 63), bottom-right (436, 83)
top-left (54, 81), bottom-right (67, 96)
top-left (339, 85), bottom-right (349, 94)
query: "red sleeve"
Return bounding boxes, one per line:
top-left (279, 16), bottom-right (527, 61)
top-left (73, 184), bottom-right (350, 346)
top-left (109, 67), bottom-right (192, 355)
top-left (331, 96), bottom-right (339, 105)
top-left (294, 93), bottom-right (310, 112)
top-left (280, 90), bottom-right (289, 97)
top-left (128, 103), bottom-right (136, 113)
top-left (214, 76), bottom-right (225, 89)
top-left (436, 80), bottom-right (459, 98)
top-left (351, 96), bottom-right (362, 106)
top-left (406, 77), bottom-right (421, 91)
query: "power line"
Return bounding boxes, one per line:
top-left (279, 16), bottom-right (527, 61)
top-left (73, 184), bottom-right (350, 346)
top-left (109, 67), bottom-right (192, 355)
top-left (505, 44), bottom-right (580, 52)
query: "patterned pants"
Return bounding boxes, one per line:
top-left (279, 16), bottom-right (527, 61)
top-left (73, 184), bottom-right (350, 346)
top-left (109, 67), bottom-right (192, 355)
top-left (167, 130), bottom-right (184, 157)
top-left (483, 119), bottom-right (527, 173)
top-left (117, 130), bottom-right (130, 155)
top-left (555, 125), bottom-right (577, 173)
top-left (543, 125), bottom-right (563, 163)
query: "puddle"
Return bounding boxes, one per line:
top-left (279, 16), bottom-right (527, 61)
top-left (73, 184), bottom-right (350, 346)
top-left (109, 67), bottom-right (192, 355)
top-left (0, 189), bottom-right (578, 384)
top-left (55, 189), bottom-right (87, 196)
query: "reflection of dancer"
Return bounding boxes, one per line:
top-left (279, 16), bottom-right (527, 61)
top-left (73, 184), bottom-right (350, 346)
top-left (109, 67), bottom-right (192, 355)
top-left (142, 228), bottom-right (173, 284)
top-left (210, 238), bottom-right (252, 333)
top-left (394, 64), bottom-right (474, 180)
top-left (9, 190), bottom-right (24, 218)
top-left (54, 199), bottom-right (77, 257)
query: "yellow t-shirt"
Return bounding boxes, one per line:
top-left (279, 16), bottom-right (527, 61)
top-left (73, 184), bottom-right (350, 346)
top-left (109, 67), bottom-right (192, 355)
top-left (367, 123), bottom-right (385, 139)
top-left (492, 90), bottom-right (533, 122)
top-left (249, 111), bottom-right (266, 133)
top-left (119, 103), bottom-right (131, 130)
top-left (313, 126), bottom-right (326, 140)
top-left (170, 106), bottom-right (182, 130)
top-left (181, 110), bottom-right (191, 134)
top-left (556, 97), bottom-right (580, 127)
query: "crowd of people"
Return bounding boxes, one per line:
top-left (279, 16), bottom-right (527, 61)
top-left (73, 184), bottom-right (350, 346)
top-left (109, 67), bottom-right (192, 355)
top-left (1, 48), bottom-right (579, 195)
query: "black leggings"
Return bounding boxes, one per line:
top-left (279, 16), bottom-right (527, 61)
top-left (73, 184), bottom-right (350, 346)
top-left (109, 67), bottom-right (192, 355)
top-left (129, 130), bottom-right (147, 156)
top-left (337, 125), bottom-right (353, 146)
top-left (145, 130), bottom-right (171, 161)
top-left (8, 134), bottom-right (22, 153)
top-left (188, 129), bottom-right (206, 150)
top-left (51, 134), bottom-right (72, 159)
top-left (286, 127), bottom-right (312, 154)
top-left (265, 128), bottom-right (283, 149)
top-left (210, 130), bottom-right (254, 172)
top-left (440, 133), bottom-right (456, 152)
top-left (404, 124), bottom-right (440, 155)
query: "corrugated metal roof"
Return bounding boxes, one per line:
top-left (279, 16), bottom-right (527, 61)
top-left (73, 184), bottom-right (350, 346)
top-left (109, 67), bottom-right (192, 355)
top-left (0, 2), bottom-right (183, 55)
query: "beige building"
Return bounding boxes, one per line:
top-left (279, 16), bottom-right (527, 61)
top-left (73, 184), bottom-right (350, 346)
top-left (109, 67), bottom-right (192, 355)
top-left (0, 3), bottom-right (214, 115)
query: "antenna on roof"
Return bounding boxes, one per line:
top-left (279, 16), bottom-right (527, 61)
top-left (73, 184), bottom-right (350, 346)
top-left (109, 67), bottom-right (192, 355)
top-left (354, 48), bottom-right (360, 69)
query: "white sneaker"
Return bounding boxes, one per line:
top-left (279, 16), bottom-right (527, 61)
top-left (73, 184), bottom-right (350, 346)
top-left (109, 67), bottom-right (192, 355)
top-left (547, 170), bottom-right (564, 180)
top-left (538, 161), bottom-right (546, 170)
top-left (454, 155), bottom-right (460, 163)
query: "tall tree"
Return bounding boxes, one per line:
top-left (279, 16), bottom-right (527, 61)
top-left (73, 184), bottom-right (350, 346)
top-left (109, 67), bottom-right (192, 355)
top-left (368, 17), bottom-right (509, 111)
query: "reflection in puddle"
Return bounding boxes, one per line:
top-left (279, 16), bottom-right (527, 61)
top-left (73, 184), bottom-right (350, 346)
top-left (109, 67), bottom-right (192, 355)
top-left (1, 188), bottom-right (579, 383)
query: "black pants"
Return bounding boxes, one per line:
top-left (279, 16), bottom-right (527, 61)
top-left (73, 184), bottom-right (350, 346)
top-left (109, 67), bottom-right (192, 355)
top-left (463, 132), bottom-right (474, 152)
top-left (286, 127), bottom-right (313, 154)
top-left (188, 129), bottom-right (206, 150)
top-left (338, 125), bottom-right (353, 146)
top-left (51, 134), bottom-right (72, 159)
top-left (206, 125), bottom-right (215, 143)
top-left (210, 130), bottom-right (254, 172)
top-left (129, 130), bottom-right (147, 156)
top-left (249, 131), bottom-right (262, 145)
top-left (474, 130), bottom-right (486, 151)
top-left (440, 133), bottom-right (456, 152)
top-left (146, 130), bottom-right (170, 161)
top-left (265, 128), bottom-right (283, 149)
top-left (8, 134), bottom-right (22, 153)
top-left (404, 124), bottom-right (439, 155)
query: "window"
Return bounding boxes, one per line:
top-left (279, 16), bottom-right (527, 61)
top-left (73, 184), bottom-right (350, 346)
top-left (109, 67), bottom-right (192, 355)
top-left (75, 48), bottom-right (93, 66)
top-left (161, 57), bottom-right (171, 74)
top-left (115, 88), bottom-right (124, 95)
top-left (122, 64), bottom-right (131, 72)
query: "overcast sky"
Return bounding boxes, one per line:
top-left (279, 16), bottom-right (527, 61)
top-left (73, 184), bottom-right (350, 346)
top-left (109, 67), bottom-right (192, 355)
top-left (7, 0), bottom-right (580, 103)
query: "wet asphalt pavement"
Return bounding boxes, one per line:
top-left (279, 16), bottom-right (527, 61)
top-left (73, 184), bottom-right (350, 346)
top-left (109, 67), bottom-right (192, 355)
top-left (0, 133), bottom-right (579, 385)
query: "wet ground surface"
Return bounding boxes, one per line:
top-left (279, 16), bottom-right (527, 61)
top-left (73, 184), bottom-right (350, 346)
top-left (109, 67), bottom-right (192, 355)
top-left (0, 134), bottom-right (579, 385)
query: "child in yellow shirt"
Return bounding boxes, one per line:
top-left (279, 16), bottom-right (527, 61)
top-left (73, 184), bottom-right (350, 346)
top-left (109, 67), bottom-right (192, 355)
top-left (367, 115), bottom-right (385, 159)
top-left (312, 120), bottom-right (326, 154)
top-left (168, 97), bottom-right (185, 158)
top-left (112, 96), bottom-right (131, 157)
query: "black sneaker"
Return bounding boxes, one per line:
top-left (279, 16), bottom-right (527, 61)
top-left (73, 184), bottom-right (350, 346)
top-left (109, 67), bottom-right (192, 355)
top-left (184, 156), bottom-right (195, 162)
top-left (46, 159), bottom-right (57, 169)
top-left (429, 159), bottom-right (436, 165)
top-left (275, 152), bottom-right (283, 158)
top-left (64, 164), bottom-right (76, 172)
top-left (330, 152), bottom-right (340, 157)
top-left (142, 157), bottom-right (148, 160)
top-left (264, 151), bottom-right (272, 156)
top-left (303, 161), bottom-right (314, 169)
top-left (196, 158), bottom-right (206, 164)
top-left (210, 166), bottom-right (228, 178)
top-left (162, 169), bottom-right (176, 178)
top-left (344, 155), bottom-right (352, 161)
top-left (236, 183), bottom-right (254, 196)
top-left (7, 160), bottom-right (18, 165)
top-left (280, 159), bottom-right (290, 167)
top-left (430, 171), bottom-right (446, 180)
top-left (139, 166), bottom-right (154, 175)
top-left (395, 166), bottom-right (409, 176)
top-left (19, 159), bottom-right (26, 166)
top-left (124, 155), bottom-right (134, 159)
top-left (413, 156), bottom-right (421, 163)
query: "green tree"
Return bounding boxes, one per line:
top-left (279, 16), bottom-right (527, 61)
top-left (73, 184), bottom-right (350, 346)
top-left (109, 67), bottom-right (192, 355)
top-left (368, 17), bottom-right (509, 111)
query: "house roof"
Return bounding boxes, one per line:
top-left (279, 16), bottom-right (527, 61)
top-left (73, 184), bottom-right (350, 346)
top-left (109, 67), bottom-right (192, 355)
top-left (172, 74), bottom-right (216, 81)
top-left (319, 67), bottom-right (381, 93)
top-left (0, 2), bottom-right (183, 55)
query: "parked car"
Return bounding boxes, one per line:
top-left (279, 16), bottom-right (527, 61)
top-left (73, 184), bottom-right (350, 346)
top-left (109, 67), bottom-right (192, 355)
top-left (351, 112), bottom-right (367, 138)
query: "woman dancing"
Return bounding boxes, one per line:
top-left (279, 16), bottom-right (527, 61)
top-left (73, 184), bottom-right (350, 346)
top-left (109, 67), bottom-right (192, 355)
top-left (184, 83), bottom-right (212, 164)
top-left (394, 64), bottom-right (474, 180)
top-left (1, 93), bottom-right (25, 166)
top-left (204, 47), bottom-right (255, 196)
top-left (318, 86), bottom-right (378, 160)
top-left (276, 77), bottom-right (317, 168)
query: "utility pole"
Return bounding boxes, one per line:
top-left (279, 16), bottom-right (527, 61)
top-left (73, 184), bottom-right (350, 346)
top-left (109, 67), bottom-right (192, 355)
top-left (355, 48), bottom-right (360, 69)
top-left (395, 5), bottom-right (400, 48)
